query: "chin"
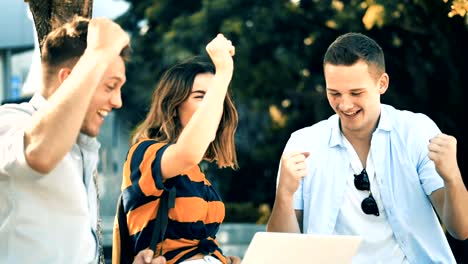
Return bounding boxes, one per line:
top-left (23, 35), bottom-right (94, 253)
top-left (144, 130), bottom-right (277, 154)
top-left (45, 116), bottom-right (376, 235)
top-left (341, 122), bottom-right (360, 132)
top-left (80, 127), bottom-right (100, 138)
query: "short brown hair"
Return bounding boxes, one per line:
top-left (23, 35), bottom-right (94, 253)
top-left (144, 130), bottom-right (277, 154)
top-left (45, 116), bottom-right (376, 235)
top-left (323, 32), bottom-right (385, 80)
top-left (41, 16), bottom-right (130, 71)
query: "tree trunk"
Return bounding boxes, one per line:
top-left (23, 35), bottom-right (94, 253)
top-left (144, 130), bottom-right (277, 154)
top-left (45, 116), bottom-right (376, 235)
top-left (24, 0), bottom-right (93, 52)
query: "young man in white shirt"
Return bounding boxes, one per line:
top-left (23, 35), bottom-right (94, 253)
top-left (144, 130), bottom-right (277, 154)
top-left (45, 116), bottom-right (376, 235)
top-left (0, 16), bottom-right (164, 264)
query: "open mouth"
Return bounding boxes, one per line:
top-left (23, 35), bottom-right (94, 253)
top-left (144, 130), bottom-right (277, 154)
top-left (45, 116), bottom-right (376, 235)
top-left (342, 109), bottom-right (360, 117)
top-left (97, 110), bottom-right (109, 118)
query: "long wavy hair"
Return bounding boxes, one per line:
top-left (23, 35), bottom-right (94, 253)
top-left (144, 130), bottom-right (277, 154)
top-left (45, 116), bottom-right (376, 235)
top-left (131, 57), bottom-right (238, 169)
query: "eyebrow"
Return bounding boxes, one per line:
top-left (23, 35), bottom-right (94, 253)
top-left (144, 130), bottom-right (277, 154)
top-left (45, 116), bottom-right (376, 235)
top-left (326, 88), bottom-right (366, 92)
top-left (191, 90), bottom-right (206, 95)
top-left (108, 76), bottom-right (126, 83)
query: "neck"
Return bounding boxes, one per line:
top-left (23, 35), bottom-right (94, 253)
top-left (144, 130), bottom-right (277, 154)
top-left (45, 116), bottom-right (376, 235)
top-left (340, 122), bottom-right (373, 144)
top-left (341, 111), bottom-right (381, 142)
top-left (41, 80), bottom-right (60, 99)
top-left (343, 130), bottom-right (372, 168)
top-left (341, 115), bottom-right (381, 167)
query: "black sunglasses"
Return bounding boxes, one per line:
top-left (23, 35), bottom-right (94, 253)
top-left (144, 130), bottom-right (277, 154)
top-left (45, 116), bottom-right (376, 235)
top-left (354, 169), bottom-right (379, 216)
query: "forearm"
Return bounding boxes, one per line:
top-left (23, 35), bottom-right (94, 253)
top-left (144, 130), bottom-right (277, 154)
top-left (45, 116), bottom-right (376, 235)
top-left (24, 51), bottom-right (113, 173)
top-left (442, 174), bottom-right (468, 240)
top-left (176, 71), bottom-right (231, 161)
top-left (267, 192), bottom-right (302, 233)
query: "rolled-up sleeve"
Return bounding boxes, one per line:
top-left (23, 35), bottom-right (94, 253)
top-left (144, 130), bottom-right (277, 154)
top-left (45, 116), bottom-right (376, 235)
top-left (279, 132), bottom-right (309, 210)
top-left (413, 114), bottom-right (444, 195)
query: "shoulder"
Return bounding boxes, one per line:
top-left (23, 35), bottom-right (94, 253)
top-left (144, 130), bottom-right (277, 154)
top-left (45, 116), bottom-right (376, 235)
top-left (0, 102), bottom-right (34, 119)
top-left (129, 139), bottom-right (168, 153)
top-left (126, 140), bottom-right (169, 161)
top-left (0, 103), bottom-right (35, 136)
top-left (382, 105), bottom-right (440, 159)
top-left (383, 104), bottom-right (439, 136)
top-left (290, 117), bottom-right (335, 140)
top-left (385, 104), bottom-right (434, 123)
top-left (285, 116), bottom-right (336, 152)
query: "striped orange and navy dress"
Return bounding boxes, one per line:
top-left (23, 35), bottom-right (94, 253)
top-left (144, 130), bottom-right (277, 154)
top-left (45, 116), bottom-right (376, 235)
top-left (120, 139), bottom-right (227, 264)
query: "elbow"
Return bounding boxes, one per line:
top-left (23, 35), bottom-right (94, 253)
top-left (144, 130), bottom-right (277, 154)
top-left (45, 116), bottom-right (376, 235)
top-left (460, 233), bottom-right (468, 241)
top-left (265, 218), bottom-right (271, 232)
top-left (462, 233), bottom-right (468, 240)
top-left (450, 232), bottom-right (468, 241)
top-left (265, 215), bottom-right (281, 233)
top-left (447, 225), bottom-right (468, 241)
top-left (266, 222), bottom-right (274, 232)
top-left (25, 146), bottom-right (56, 174)
top-left (179, 150), bottom-right (204, 169)
top-left (453, 230), bottom-right (468, 241)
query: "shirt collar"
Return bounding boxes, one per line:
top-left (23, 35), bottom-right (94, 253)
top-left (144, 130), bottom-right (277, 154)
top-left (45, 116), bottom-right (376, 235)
top-left (29, 92), bottom-right (47, 111)
top-left (329, 114), bottom-right (343, 148)
top-left (78, 133), bottom-right (101, 151)
top-left (375, 104), bottom-right (392, 132)
top-left (328, 104), bottom-right (393, 148)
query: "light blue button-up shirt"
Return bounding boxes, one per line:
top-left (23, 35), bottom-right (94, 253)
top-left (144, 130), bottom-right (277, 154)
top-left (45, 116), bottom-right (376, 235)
top-left (281, 104), bottom-right (456, 263)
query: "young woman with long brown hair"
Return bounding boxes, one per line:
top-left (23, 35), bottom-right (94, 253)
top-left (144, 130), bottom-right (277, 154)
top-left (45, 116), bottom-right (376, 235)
top-left (114, 34), bottom-right (241, 264)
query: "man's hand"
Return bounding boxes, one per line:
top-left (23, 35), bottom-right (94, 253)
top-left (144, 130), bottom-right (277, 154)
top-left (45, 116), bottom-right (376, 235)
top-left (278, 152), bottom-right (310, 197)
top-left (133, 249), bottom-right (166, 264)
top-left (226, 255), bottom-right (241, 264)
top-left (429, 133), bottom-right (468, 240)
top-left (86, 17), bottom-right (130, 59)
top-left (428, 133), bottom-right (462, 182)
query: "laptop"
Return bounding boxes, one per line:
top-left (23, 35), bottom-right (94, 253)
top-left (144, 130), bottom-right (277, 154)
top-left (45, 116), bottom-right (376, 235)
top-left (241, 232), bottom-right (362, 264)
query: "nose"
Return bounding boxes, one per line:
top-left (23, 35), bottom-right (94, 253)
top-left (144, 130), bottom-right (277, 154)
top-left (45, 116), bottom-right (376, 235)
top-left (338, 95), bottom-right (353, 112)
top-left (110, 90), bottom-right (123, 109)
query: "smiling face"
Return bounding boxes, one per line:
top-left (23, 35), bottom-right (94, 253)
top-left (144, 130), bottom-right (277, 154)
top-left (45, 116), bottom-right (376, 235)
top-left (325, 60), bottom-right (388, 138)
top-left (177, 72), bottom-right (214, 128)
top-left (80, 56), bottom-right (126, 137)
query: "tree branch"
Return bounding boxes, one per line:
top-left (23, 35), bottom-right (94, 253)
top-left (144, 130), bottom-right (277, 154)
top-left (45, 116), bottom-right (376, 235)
top-left (24, 0), bottom-right (93, 53)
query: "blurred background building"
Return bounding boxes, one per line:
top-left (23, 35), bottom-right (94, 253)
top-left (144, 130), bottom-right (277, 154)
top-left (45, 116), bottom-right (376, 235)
top-left (0, 0), bottom-right (130, 103)
top-left (0, 1), bottom-right (34, 103)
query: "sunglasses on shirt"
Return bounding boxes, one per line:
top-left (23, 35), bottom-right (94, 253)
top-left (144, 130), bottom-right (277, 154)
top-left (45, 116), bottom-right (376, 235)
top-left (354, 168), bottom-right (379, 216)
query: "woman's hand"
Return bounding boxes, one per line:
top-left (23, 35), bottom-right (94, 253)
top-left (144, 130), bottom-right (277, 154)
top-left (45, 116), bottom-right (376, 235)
top-left (226, 255), bottom-right (241, 264)
top-left (205, 33), bottom-right (235, 77)
top-left (133, 249), bottom-right (166, 264)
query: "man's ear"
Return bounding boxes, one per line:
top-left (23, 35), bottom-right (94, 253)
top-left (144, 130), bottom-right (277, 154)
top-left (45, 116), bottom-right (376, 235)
top-left (378, 73), bottom-right (389, 94)
top-left (57, 68), bottom-right (72, 83)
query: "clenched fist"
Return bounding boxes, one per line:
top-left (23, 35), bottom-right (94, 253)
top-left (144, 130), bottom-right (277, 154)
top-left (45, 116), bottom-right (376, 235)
top-left (205, 34), bottom-right (235, 76)
top-left (428, 133), bottom-right (462, 182)
top-left (278, 152), bottom-right (310, 197)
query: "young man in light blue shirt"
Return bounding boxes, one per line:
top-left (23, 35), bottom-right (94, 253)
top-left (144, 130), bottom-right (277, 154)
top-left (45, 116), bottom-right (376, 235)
top-left (267, 32), bottom-right (468, 263)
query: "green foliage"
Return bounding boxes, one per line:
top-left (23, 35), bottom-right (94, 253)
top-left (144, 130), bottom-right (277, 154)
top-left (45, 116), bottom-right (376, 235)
top-left (224, 202), bottom-right (259, 222)
top-left (117, 0), bottom-right (468, 209)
